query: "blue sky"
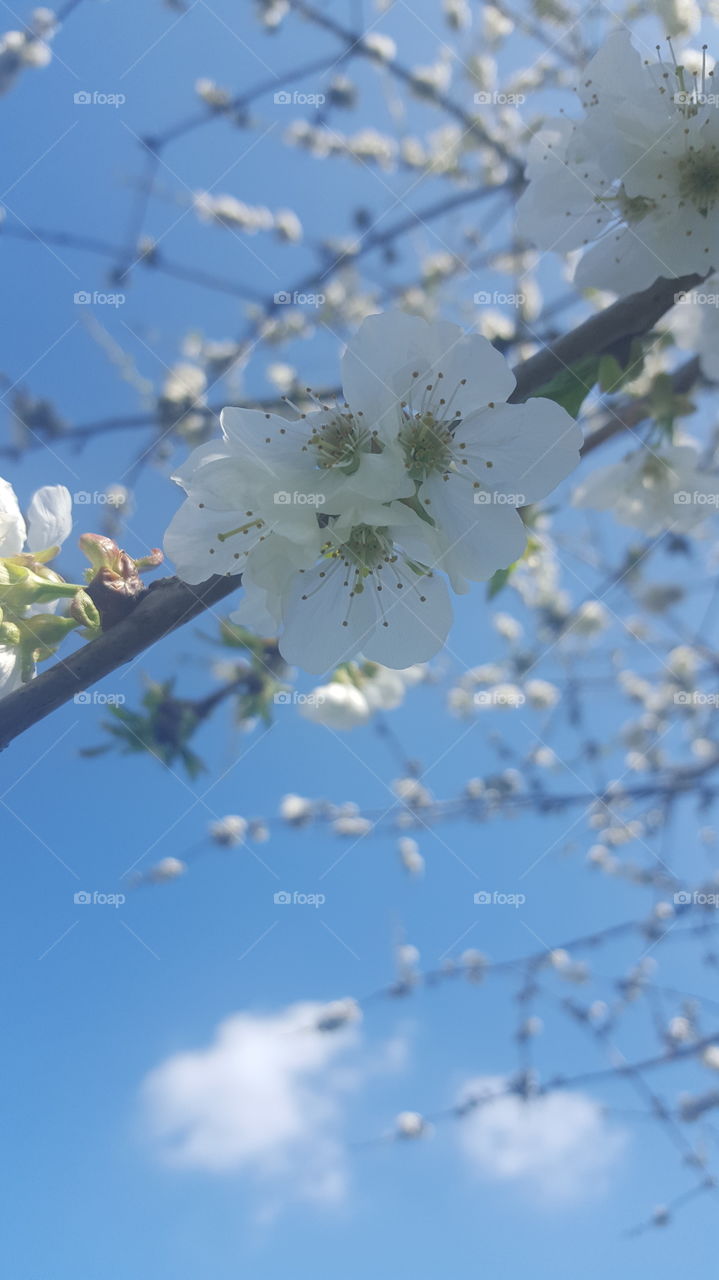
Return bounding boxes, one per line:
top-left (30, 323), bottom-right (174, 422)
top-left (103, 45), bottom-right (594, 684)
top-left (2, 1), bottom-right (719, 1275)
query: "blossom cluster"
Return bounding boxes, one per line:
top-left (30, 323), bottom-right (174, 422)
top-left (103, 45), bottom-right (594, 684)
top-left (516, 31), bottom-right (719, 294)
top-left (164, 312), bottom-right (581, 673)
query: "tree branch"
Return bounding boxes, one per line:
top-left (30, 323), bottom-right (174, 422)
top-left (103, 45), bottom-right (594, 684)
top-left (0, 574), bottom-right (241, 750)
top-left (0, 272), bottom-right (702, 749)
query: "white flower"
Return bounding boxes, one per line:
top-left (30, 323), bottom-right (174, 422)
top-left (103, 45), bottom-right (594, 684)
top-left (395, 1111), bottom-right (427, 1138)
top-left (0, 477), bottom-right (72, 697)
top-left (668, 272), bottom-right (719, 380)
top-left (166, 311), bottom-right (580, 674)
top-left (524, 678), bottom-right (560, 710)
top-left (492, 612), bottom-right (522, 642)
top-left (149, 856), bottom-right (186, 882)
top-left (299, 681), bottom-right (371, 730)
top-left (573, 440), bottom-right (719, 534)
top-left (397, 836), bottom-right (424, 875)
top-left (341, 312), bottom-right (581, 587)
top-left (209, 815), bottom-right (248, 846)
top-left (570, 601), bottom-right (609, 636)
top-left (516, 31), bottom-right (719, 294)
top-left (651, 0), bottom-right (700, 37)
top-left (280, 793), bottom-right (313, 824)
top-left (702, 1044), bottom-right (719, 1071)
top-left (252, 512), bottom-right (453, 674)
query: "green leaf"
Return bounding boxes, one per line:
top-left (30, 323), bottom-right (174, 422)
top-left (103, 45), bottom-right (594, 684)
top-left (487, 564), bottom-right (515, 599)
top-left (532, 356), bottom-right (600, 419)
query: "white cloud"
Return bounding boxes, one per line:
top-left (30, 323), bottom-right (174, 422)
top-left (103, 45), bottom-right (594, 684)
top-left (141, 1001), bottom-right (364, 1208)
top-left (457, 1076), bottom-right (626, 1203)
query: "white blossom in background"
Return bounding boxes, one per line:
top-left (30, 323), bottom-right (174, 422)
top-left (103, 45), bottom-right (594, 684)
top-left (148, 856), bottom-right (187, 883)
top-left (209, 815), bottom-right (248, 846)
top-left (650, 0), bottom-right (701, 37)
top-left (0, 9), bottom-right (55, 97)
top-left (395, 1110), bottom-right (428, 1139)
top-left (279, 793), bottom-right (313, 825)
top-left (397, 837), bottom-right (424, 876)
top-left (516, 30), bottom-right (719, 294)
top-left (573, 440), bottom-right (719, 535)
top-left (300, 680), bottom-right (371, 730)
top-left (299, 662), bottom-right (426, 730)
top-left (668, 274), bottom-right (719, 380)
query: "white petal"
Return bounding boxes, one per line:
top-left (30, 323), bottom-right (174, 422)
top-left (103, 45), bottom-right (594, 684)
top-left (26, 485), bottom-right (73, 552)
top-left (0, 647), bottom-right (23, 698)
top-left (164, 498), bottom-right (265, 585)
top-left (362, 561), bottom-right (452, 666)
top-left (220, 406), bottom-right (308, 478)
top-left (455, 400), bottom-right (582, 505)
top-left (0, 477), bottom-right (26, 555)
top-left (279, 559), bottom-right (378, 674)
top-left (341, 312), bottom-right (515, 437)
top-left (425, 476), bottom-right (528, 581)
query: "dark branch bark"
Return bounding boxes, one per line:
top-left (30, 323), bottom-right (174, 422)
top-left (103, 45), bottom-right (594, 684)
top-left (510, 273), bottom-right (701, 402)
top-left (0, 272), bottom-right (704, 750)
top-left (0, 574), bottom-right (241, 750)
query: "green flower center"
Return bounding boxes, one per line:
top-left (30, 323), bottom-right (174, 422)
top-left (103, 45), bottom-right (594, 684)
top-left (400, 413), bottom-right (455, 481)
top-left (616, 187), bottom-right (656, 223)
top-left (678, 146), bottom-right (719, 216)
top-left (308, 412), bottom-right (370, 474)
